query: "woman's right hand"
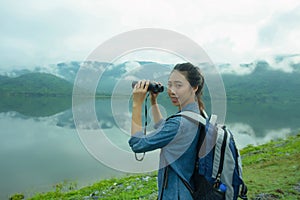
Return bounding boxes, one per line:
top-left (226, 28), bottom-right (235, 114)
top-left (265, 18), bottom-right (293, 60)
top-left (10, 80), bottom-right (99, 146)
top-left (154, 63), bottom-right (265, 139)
top-left (132, 80), bottom-right (150, 106)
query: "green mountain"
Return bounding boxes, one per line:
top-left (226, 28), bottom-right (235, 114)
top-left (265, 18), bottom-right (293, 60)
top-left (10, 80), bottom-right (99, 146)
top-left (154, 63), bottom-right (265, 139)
top-left (0, 75), bottom-right (10, 82)
top-left (0, 73), bottom-right (74, 116)
top-left (0, 73), bottom-right (73, 96)
top-left (222, 63), bottom-right (300, 104)
top-left (1, 66), bottom-right (299, 102)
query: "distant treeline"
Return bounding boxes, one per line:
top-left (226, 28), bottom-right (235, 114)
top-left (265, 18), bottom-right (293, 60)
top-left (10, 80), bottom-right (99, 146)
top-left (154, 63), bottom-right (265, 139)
top-left (1, 67), bottom-right (299, 105)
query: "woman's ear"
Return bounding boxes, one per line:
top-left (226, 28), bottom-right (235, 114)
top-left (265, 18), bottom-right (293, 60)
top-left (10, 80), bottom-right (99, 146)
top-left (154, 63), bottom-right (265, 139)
top-left (193, 86), bottom-right (198, 94)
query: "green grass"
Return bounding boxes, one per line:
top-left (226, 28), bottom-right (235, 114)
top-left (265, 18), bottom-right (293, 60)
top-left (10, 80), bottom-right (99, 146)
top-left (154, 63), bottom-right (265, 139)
top-left (240, 134), bottom-right (300, 199)
top-left (10, 134), bottom-right (300, 200)
top-left (24, 174), bottom-right (158, 200)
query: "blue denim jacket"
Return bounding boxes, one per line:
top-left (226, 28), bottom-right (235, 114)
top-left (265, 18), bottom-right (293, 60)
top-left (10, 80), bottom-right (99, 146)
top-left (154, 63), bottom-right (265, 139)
top-left (129, 102), bottom-right (202, 200)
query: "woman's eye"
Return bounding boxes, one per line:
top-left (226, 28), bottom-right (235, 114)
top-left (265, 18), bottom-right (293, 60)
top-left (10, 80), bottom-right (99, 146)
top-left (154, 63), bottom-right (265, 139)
top-left (167, 83), bottom-right (182, 88)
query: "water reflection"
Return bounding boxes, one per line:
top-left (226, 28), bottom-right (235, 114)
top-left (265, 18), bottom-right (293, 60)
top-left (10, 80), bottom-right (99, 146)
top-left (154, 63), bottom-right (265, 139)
top-left (0, 95), bottom-right (71, 117)
top-left (227, 123), bottom-right (293, 148)
top-left (0, 112), bottom-right (125, 199)
top-left (0, 96), bottom-right (299, 199)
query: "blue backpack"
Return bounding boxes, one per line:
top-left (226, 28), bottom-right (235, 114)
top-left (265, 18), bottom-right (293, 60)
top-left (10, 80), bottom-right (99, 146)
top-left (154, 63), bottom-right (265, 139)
top-left (174, 111), bottom-right (248, 200)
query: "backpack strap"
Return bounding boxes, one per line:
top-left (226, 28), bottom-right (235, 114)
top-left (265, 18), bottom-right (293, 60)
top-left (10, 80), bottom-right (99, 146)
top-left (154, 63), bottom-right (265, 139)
top-left (239, 182), bottom-right (248, 200)
top-left (178, 111), bottom-right (227, 183)
top-left (166, 111), bottom-right (207, 197)
top-left (213, 126), bottom-right (228, 187)
top-left (177, 111), bottom-right (207, 126)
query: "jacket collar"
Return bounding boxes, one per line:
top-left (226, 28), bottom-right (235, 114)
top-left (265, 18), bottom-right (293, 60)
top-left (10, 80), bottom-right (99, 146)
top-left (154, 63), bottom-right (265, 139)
top-left (179, 102), bottom-right (199, 113)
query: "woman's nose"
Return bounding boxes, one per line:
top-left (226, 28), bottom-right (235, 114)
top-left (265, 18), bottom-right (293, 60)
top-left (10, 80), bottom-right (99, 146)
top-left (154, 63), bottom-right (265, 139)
top-left (168, 87), bottom-right (176, 94)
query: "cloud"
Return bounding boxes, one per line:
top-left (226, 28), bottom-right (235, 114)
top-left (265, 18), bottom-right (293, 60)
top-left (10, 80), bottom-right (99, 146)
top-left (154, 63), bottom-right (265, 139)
top-left (123, 75), bottom-right (138, 81)
top-left (0, 0), bottom-right (121, 69)
top-left (258, 6), bottom-right (300, 46)
top-left (190, 2), bottom-right (300, 65)
top-left (124, 61), bottom-right (141, 72)
top-left (215, 53), bottom-right (300, 75)
top-left (227, 122), bottom-right (291, 148)
top-left (264, 54), bottom-right (300, 73)
top-left (0, 0), bottom-right (300, 71)
top-left (216, 63), bottom-right (256, 75)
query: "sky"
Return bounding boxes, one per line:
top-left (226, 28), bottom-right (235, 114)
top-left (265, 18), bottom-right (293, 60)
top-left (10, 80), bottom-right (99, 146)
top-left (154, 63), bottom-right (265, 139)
top-left (1, 0), bottom-right (300, 71)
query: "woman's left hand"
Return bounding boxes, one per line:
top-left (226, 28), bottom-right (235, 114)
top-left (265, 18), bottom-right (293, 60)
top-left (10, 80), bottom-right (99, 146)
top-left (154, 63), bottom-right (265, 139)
top-left (150, 81), bottom-right (162, 104)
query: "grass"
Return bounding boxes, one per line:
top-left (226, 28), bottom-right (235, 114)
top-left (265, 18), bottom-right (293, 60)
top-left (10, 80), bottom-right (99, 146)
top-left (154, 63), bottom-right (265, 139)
top-left (240, 134), bottom-right (300, 199)
top-left (22, 174), bottom-right (158, 200)
top-left (10, 134), bottom-right (300, 200)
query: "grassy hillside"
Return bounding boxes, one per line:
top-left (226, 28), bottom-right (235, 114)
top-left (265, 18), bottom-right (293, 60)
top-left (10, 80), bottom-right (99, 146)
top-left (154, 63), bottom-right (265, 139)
top-left (10, 134), bottom-right (300, 200)
top-left (0, 73), bottom-right (73, 96)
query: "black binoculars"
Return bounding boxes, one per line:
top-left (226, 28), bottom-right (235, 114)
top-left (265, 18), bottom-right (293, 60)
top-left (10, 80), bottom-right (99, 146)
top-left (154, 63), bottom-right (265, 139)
top-left (132, 81), bottom-right (164, 93)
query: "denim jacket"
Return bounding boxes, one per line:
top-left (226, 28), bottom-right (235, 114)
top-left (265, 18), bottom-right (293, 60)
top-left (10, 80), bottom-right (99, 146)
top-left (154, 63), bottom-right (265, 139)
top-left (129, 102), bottom-right (202, 199)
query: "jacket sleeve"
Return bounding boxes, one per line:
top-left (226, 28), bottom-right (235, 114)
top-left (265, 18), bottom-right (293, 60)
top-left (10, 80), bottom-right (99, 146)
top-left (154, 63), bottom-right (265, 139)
top-left (128, 117), bottom-right (181, 153)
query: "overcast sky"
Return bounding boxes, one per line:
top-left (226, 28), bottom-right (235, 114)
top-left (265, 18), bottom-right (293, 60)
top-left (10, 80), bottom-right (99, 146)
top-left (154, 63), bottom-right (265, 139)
top-left (1, 0), bottom-right (300, 71)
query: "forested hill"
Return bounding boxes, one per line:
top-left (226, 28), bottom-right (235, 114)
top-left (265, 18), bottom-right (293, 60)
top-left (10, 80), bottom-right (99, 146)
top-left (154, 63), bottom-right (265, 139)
top-left (0, 73), bottom-right (73, 96)
top-left (221, 62), bottom-right (300, 103)
top-left (0, 61), bottom-right (299, 102)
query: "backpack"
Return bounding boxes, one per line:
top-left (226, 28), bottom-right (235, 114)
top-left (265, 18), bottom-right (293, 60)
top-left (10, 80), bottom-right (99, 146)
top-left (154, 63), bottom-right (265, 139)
top-left (173, 111), bottom-right (248, 200)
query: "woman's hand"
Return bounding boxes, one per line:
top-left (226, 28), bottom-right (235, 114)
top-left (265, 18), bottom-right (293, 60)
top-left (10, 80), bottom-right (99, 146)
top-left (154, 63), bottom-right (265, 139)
top-left (150, 82), bottom-right (163, 124)
top-left (131, 80), bottom-right (163, 134)
top-left (150, 82), bottom-right (162, 105)
top-left (132, 80), bottom-right (150, 106)
top-left (131, 80), bottom-right (149, 135)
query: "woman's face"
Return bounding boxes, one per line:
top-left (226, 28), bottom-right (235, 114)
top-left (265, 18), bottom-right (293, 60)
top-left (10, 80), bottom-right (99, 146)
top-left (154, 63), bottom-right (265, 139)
top-left (167, 70), bottom-right (197, 109)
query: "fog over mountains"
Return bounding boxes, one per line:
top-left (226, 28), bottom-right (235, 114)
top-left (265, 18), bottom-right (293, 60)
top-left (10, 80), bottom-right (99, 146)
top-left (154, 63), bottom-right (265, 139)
top-left (0, 54), bottom-right (299, 100)
top-left (1, 54), bottom-right (299, 79)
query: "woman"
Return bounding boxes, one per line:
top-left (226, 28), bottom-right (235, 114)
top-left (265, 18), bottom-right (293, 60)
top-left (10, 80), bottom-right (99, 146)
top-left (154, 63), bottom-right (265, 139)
top-left (129, 62), bottom-right (205, 199)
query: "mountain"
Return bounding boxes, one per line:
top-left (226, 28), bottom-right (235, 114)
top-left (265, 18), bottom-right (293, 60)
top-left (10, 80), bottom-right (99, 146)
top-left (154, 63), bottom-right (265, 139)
top-left (221, 60), bottom-right (300, 103)
top-left (1, 54), bottom-right (299, 80)
top-left (0, 60), bottom-right (299, 121)
top-left (0, 75), bottom-right (10, 82)
top-left (0, 73), bottom-right (73, 96)
top-left (0, 57), bottom-right (299, 100)
top-left (0, 61), bottom-right (110, 83)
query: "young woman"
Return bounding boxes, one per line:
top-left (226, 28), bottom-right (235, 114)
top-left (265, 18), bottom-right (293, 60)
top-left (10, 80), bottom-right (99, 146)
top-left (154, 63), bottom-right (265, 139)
top-left (129, 62), bottom-right (205, 199)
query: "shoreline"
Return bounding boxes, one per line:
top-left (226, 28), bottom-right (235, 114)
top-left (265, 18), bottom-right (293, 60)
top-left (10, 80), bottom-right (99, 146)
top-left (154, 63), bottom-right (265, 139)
top-left (10, 134), bottom-right (300, 200)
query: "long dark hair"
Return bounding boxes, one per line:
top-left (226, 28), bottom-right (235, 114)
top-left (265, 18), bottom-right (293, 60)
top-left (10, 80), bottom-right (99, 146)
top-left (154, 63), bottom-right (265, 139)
top-left (173, 62), bottom-right (205, 111)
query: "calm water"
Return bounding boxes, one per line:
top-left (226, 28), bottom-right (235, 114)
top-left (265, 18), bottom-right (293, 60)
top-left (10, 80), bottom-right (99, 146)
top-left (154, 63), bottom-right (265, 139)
top-left (0, 96), bottom-right (299, 199)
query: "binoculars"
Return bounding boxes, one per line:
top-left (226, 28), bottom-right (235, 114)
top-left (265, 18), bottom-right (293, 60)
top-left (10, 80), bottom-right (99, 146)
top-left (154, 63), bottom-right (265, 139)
top-left (132, 81), bottom-right (164, 93)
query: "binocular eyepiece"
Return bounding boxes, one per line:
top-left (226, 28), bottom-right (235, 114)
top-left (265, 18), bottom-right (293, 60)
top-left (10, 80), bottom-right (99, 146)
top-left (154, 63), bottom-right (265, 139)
top-left (132, 81), bottom-right (164, 93)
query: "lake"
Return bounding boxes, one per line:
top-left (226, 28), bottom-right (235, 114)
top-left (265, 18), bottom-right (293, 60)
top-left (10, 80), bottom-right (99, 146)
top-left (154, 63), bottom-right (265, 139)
top-left (0, 95), bottom-right (299, 199)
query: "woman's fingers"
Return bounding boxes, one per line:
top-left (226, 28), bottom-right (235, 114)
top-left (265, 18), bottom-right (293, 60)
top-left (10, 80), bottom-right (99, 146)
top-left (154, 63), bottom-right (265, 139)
top-left (132, 80), bottom-right (150, 104)
top-left (134, 80), bottom-right (149, 91)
